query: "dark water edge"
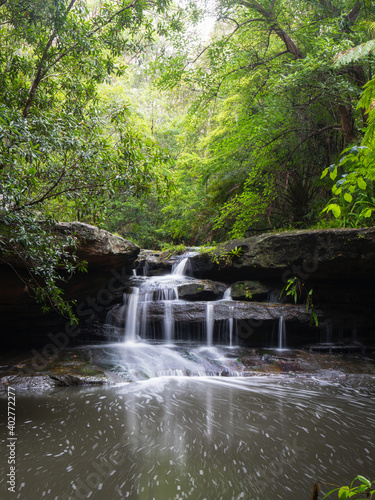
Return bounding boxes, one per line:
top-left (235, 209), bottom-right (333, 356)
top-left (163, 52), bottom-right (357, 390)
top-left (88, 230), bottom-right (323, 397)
top-left (1, 369), bottom-right (375, 500)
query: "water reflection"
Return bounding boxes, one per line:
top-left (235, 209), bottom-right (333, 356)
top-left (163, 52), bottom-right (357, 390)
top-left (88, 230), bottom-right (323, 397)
top-left (0, 376), bottom-right (374, 499)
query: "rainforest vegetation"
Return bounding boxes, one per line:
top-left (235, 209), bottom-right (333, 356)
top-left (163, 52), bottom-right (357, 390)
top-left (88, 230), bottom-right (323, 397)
top-left (1, 0), bottom-right (375, 313)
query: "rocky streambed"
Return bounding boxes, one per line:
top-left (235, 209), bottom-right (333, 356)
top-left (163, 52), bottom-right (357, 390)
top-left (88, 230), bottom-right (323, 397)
top-left (1, 345), bottom-right (374, 393)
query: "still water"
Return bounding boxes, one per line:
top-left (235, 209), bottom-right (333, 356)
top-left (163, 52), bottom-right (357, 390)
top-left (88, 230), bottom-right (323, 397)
top-left (1, 375), bottom-right (374, 500)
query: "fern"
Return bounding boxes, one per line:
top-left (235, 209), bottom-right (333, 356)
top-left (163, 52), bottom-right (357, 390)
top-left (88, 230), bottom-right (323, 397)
top-left (333, 39), bottom-right (375, 67)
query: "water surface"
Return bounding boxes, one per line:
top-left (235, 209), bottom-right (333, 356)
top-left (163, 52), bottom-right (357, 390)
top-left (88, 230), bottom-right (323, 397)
top-left (1, 375), bottom-right (374, 499)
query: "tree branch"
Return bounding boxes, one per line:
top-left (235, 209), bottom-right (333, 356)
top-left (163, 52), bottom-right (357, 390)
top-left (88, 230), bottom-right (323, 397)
top-left (237, 0), bottom-right (303, 59)
top-left (185, 17), bottom-right (264, 70)
top-left (22, 0), bottom-right (77, 118)
top-left (282, 124), bottom-right (341, 166)
top-left (22, 0), bottom-right (139, 117)
top-left (212, 50), bottom-right (288, 97)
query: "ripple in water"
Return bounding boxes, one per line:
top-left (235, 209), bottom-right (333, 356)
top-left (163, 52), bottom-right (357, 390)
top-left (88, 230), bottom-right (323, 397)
top-left (0, 376), bottom-right (374, 499)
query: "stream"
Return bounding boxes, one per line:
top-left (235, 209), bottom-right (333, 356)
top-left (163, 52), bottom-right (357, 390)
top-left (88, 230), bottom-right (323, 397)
top-left (1, 253), bottom-right (374, 499)
top-left (1, 375), bottom-right (374, 499)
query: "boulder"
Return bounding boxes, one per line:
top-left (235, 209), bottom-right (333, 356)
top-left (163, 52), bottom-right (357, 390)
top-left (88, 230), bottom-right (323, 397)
top-left (55, 222), bottom-right (139, 268)
top-left (189, 227), bottom-right (375, 281)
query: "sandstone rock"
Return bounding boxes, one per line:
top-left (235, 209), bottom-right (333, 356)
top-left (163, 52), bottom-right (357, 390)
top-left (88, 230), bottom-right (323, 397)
top-left (55, 221), bottom-right (139, 268)
top-left (111, 300), bottom-right (319, 324)
top-left (189, 227), bottom-right (375, 281)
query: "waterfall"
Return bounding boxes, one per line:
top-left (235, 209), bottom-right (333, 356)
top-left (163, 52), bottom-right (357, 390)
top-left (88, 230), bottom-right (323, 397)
top-left (124, 287), bottom-right (140, 342)
top-left (171, 251), bottom-right (198, 276)
top-left (206, 303), bottom-right (214, 346)
top-left (229, 305), bottom-right (234, 347)
top-left (278, 315), bottom-right (286, 349)
top-left (172, 257), bottom-right (189, 275)
top-left (223, 287), bottom-right (232, 300)
top-left (164, 301), bottom-right (174, 344)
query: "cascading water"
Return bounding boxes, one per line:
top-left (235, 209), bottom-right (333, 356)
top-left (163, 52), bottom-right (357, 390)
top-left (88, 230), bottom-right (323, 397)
top-left (172, 257), bottom-right (189, 275)
top-left (124, 287), bottom-right (139, 342)
top-left (278, 315), bottom-right (286, 349)
top-left (164, 300), bottom-right (174, 344)
top-left (229, 305), bottom-right (234, 347)
top-left (109, 251), bottom-right (246, 378)
top-left (206, 303), bottom-right (214, 346)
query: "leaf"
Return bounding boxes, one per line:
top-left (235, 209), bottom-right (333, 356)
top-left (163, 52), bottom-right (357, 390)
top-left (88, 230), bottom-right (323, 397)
top-left (330, 167), bottom-right (338, 181)
top-left (355, 476), bottom-right (372, 488)
top-left (338, 486), bottom-right (350, 500)
top-left (324, 203), bottom-right (341, 218)
top-left (322, 487), bottom-right (340, 499)
top-left (362, 208), bottom-right (373, 218)
top-left (334, 40), bottom-right (375, 67)
top-left (344, 193), bottom-right (353, 203)
top-left (357, 178), bottom-right (367, 190)
top-left (321, 167), bottom-right (329, 179)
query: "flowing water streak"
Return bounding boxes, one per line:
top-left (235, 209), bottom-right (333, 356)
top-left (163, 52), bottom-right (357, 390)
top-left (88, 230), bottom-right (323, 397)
top-left (278, 315), bottom-right (286, 349)
top-left (229, 305), bottom-right (234, 347)
top-left (206, 303), bottom-right (214, 346)
top-left (164, 301), bottom-right (174, 343)
top-left (223, 287), bottom-right (232, 300)
top-left (171, 251), bottom-right (198, 275)
top-left (124, 287), bottom-right (140, 342)
top-left (172, 257), bottom-right (189, 275)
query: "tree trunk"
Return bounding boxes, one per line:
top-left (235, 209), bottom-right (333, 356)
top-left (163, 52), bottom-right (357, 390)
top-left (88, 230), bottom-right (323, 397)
top-left (337, 104), bottom-right (356, 147)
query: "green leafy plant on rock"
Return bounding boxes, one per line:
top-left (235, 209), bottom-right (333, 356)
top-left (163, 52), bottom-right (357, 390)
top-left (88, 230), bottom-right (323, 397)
top-left (213, 246), bottom-right (245, 269)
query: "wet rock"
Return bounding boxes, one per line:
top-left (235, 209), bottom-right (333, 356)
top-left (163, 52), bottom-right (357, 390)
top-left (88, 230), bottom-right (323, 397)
top-left (48, 373), bottom-right (108, 386)
top-left (144, 300), bottom-right (318, 323)
top-left (0, 375), bottom-right (56, 393)
top-left (134, 250), bottom-right (173, 275)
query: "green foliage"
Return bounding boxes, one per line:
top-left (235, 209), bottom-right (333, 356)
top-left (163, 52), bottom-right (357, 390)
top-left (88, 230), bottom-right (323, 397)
top-left (212, 245), bottom-right (244, 268)
top-left (322, 475), bottom-right (375, 499)
top-left (321, 145), bottom-right (375, 227)
top-left (0, 0), bottom-right (177, 315)
top-left (0, 212), bottom-right (85, 321)
top-left (160, 242), bottom-right (186, 255)
top-left (334, 39), bottom-right (375, 67)
top-left (153, 0), bottom-right (374, 241)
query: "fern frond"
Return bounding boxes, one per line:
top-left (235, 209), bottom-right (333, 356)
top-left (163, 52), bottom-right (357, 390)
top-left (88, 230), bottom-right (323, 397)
top-left (333, 39), bottom-right (375, 67)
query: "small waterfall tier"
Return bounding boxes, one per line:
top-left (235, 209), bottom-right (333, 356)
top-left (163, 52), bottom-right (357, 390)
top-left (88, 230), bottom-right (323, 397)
top-left (104, 252), bottom-right (245, 378)
top-left (106, 252), bottom-right (238, 347)
top-left (105, 251), bottom-right (335, 360)
top-left (171, 251), bottom-right (198, 275)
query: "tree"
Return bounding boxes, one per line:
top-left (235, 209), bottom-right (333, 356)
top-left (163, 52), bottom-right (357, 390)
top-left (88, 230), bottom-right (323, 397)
top-left (155, 0), bottom-right (374, 239)
top-left (0, 0), bottom-right (177, 317)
